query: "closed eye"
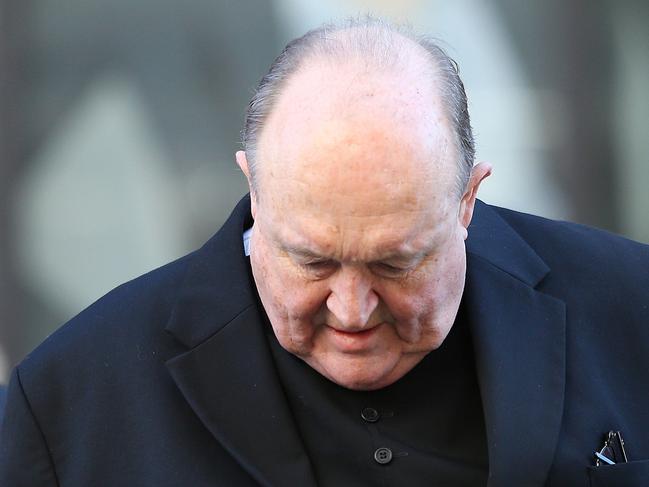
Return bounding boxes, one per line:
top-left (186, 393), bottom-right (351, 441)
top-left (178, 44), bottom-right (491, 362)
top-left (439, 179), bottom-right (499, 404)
top-left (301, 260), bottom-right (338, 278)
top-left (371, 262), bottom-right (411, 278)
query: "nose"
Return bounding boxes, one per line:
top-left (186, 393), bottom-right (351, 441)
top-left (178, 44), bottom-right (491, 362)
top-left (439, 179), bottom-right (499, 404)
top-left (326, 266), bottom-right (379, 330)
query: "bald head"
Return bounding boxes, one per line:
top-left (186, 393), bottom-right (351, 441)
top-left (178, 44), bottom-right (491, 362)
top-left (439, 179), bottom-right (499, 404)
top-left (240, 17), bottom-right (475, 197)
top-left (257, 58), bottom-right (458, 212)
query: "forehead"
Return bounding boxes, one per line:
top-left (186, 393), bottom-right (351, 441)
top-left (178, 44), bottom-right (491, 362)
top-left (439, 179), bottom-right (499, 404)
top-left (258, 119), bottom-right (457, 261)
top-left (268, 118), bottom-right (452, 214)
top-left (254, 59), bottom-right (459, 260)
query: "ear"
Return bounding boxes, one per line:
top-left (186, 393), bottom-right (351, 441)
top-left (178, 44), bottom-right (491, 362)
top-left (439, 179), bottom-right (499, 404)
top-left (458, 162), bottom-right (492, 238)
top-left (235, 150), bottom-right (257, 219)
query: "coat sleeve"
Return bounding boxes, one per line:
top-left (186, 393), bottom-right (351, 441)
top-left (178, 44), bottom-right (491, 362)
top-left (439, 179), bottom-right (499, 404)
top-left (0, 367), bottom-right (59, 486)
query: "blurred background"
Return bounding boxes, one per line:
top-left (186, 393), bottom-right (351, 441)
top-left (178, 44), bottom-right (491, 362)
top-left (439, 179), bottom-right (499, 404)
top-left (1, 0), bottom-right (648, 381)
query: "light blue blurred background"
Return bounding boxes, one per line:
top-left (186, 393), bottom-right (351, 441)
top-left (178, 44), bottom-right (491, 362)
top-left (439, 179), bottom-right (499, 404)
top-left (1, 0), bottom-right (648, 381)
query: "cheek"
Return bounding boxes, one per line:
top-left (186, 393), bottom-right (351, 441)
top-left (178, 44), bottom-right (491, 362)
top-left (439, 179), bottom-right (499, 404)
top-left (380, 281), bottom-right (438, 324)
top-left (282, 286), bottom-right (329, 323)
top-left (253, 250), bottom-right (328, 322)
top-left (382, 250), bottom-right (466, 324)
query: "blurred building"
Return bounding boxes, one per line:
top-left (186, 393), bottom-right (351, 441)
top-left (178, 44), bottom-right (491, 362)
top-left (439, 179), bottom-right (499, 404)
top-left (1, 0), bottom-right (648, 380)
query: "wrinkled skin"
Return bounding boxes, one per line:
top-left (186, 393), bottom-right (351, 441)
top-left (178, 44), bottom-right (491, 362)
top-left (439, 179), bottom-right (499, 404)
top-left (237, 58), bottom-right (491, 390)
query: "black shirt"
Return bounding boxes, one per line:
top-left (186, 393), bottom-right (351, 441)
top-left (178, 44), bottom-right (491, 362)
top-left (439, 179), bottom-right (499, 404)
top-left (267, 304), bottom-right (489, 487)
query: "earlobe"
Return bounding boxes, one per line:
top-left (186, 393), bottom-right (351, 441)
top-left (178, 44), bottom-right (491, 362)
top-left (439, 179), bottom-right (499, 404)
top-left (459, 162), bottom-right (492, 232)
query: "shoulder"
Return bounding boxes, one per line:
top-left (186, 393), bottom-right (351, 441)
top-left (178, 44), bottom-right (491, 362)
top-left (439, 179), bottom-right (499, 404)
top-left (1, 244), bottom-right (237, 483)
top-left (15, 194), bottom-right (253, 398)
top-left (482, 204), bottom-right (649, 324)
top-left (488, 203), bottom-right (649, 274)
top-left (15, 251), bottom-right (197, 398)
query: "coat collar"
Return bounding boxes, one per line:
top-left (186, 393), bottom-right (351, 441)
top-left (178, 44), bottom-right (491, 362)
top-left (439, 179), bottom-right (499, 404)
top-left (165, 194), bottom-right (257, 348)
top-left (165, 194), bottom-right (318, 486)
top-left (165, 196), bottom-right (565, 487)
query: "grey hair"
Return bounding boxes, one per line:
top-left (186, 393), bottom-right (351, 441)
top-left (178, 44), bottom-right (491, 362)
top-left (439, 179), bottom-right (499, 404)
top-left (241, 17), bottom-right (475, 196)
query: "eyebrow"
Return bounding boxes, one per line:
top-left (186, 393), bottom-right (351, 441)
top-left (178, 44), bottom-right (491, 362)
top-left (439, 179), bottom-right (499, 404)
top-left (281, 242), bottom-right (435, 263)
top-left (380, 248), bottom-right (431, 262)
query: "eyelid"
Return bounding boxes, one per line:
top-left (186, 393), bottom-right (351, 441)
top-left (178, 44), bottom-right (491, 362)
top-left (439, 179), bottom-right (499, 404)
top-left (378, 255), bottom-right (421, 268)
top-left (298, 259), bottom-right (338, 279)
top-left (371, 261), bottom-right (411, 277)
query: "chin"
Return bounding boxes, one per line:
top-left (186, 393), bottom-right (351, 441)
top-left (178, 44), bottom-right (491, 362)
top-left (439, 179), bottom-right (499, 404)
top-left (316, 357), bottom-right (402, 391)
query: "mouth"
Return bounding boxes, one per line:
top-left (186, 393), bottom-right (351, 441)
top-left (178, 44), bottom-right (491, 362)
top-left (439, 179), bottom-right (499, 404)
top-left (326, 324), bottom-right (381, 351)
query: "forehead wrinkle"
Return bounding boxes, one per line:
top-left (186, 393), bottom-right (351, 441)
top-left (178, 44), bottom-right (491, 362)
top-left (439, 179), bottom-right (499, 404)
top-left (283, 177), bottom-right (448, 225)
top-left (271, 153), bottom-right (444, 222)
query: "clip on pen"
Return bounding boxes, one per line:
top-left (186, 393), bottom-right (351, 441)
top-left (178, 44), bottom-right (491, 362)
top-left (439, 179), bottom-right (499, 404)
top-left (594, 430), bottom-right (628, 466)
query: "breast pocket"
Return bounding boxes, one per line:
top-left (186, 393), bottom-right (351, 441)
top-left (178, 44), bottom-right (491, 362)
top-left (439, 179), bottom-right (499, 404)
top-left (588, 460), bottom-right (649, 487)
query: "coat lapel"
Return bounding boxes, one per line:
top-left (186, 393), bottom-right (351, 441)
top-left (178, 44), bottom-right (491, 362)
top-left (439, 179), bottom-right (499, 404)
top-left (163, 196), bottom-right (565, 486)
top-left (466, 202), bottom-right (566, 487)
top-left (164, 195), bottom-right (317, 487)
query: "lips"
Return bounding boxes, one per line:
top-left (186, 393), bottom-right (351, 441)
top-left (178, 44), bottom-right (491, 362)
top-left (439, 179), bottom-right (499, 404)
top-left (326, 324), bottom-right (381, 351)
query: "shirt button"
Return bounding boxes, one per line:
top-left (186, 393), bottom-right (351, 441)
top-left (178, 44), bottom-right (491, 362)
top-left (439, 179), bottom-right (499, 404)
top-left (361, 407), bottom-right (380, 423)
top-left (374, 447), bottom-right (393, 465)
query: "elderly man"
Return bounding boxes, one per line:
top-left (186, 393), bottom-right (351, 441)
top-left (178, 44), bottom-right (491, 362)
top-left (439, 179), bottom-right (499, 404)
top-left (1, 18), bottom-right (649, 487)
